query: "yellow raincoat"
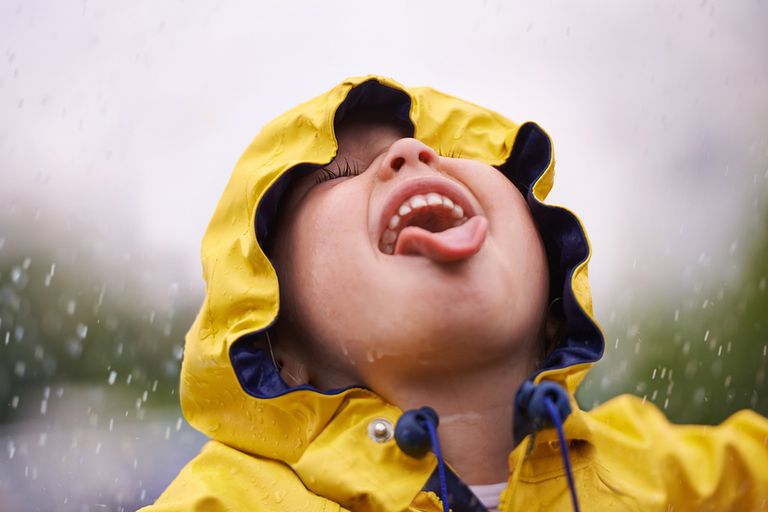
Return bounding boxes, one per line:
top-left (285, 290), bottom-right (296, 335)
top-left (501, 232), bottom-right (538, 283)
top-left (142, 76), bottom-right (768, 512)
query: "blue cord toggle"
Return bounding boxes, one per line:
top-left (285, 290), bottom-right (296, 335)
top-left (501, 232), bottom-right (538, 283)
top-left (394, 406), bottom-right (439, 458)
top-left (515, 380), bottom-right (572, 434)
top-left (395, 407), bottom-right (449, 512)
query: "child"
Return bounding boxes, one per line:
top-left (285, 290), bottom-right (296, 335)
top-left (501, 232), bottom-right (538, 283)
top-left (142, 76), bottom-right (768, 511)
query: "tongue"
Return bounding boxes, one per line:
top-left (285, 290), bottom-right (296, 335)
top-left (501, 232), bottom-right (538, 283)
top-left (393, 216), bottom-right (488, 262)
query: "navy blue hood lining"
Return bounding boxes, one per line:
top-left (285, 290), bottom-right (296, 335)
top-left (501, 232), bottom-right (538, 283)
top-left (231, 80), bottom-right (603, 407)
top-left (501, 123), bottom-right (604, 443)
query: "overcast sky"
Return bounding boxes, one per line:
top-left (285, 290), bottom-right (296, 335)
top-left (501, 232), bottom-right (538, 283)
top-left (2, 0), bottom-right (767, 320)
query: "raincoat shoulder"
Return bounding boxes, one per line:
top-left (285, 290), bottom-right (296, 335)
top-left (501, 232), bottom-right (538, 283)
top-left (502, 395), bottom-right (768, 511)
top-left (585, 394), bottom-right (768, 510)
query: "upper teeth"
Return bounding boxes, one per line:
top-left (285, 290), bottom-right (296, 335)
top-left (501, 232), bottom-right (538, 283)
top-left (380, 192), bottom-right (469, 255)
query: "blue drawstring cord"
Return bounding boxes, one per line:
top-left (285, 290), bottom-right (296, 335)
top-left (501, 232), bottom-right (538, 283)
top-left (544, 396), bottom-right (580, 512)
top-left (423, 417), bottom-right (449, 512)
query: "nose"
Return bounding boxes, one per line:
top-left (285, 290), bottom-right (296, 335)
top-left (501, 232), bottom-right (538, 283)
top-left (379, 138), bottom-right (439, 179)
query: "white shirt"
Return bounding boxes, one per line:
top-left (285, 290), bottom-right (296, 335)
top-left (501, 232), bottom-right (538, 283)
top-left (468, 482), bottom-right (507, 512)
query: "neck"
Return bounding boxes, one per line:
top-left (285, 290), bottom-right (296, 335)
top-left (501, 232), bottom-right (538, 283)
top-left (380, 355), bottom-right (533, 485)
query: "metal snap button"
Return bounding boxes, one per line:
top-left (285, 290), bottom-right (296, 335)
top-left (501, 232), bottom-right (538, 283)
top-left (367, 418), bottom-right (393, 443)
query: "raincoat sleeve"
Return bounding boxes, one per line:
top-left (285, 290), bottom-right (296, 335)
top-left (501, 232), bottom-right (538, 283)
top-left (139, 440), bottom-right (344, 512)
top-left (590, 394), bottom-right (768, 510)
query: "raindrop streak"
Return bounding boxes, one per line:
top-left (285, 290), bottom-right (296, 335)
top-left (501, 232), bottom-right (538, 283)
top-left (44, 263), bottom-right (56, 287)
top-left (108, 370), bottom-right (117, 385)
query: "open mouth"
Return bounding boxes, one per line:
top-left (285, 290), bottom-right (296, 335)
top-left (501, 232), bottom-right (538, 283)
top-left (377, 178), bottom-right (488, 262)
top-left (379, 192), bottom-right (468, 254)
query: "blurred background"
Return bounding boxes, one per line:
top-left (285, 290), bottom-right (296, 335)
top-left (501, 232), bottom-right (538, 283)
top-left (1, 1), bottom-right (766, 510)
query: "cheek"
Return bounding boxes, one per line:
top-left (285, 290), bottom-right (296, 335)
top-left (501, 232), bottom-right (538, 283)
top-left (281, 188), bottom-right (371, 334)
top-left (477, 173), bottom-right (550, 322)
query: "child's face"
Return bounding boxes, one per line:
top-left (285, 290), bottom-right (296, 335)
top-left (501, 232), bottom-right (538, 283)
top-left (271, 116), bottom-right (550, 394)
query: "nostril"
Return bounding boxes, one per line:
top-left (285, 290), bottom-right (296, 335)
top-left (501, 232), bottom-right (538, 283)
top-left (391, 157), bottom-right (405, 171)
top-left (418, 151), bottom-right (432, 164)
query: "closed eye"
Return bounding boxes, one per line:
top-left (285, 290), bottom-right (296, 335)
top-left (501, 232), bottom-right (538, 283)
top-left (314, 159), bottom-right (362, 185)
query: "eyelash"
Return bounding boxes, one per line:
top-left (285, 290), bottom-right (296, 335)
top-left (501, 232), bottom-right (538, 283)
top-left (312, 146), bottom-right (458, 185)
top-left (314, 160), bottom-right (362, 184)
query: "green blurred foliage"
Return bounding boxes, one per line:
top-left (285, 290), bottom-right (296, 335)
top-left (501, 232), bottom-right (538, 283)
top-left (579, 209), bottom-right (768, 424)
top-left (0, 228), bottom-right (199, 423)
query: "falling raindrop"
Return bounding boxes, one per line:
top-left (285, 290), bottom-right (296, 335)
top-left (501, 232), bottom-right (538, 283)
top-left (65, 337), bottom-right (83, 358)
top-left (108, 370), bottom-right (117, 385)
top-left (10, 265), bottom-right (29, 289)
top-left (75, 323), bottom-right (88, 339)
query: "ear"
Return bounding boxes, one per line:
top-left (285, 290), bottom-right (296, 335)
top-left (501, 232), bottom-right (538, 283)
top-left (267, 330), bottom-right (311, 387)
top-left (277, 352), bottom-right (310, 387)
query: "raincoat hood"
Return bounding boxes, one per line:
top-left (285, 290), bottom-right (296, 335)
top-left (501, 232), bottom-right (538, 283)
top-left (180, 75), bottom-right (604, 510)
